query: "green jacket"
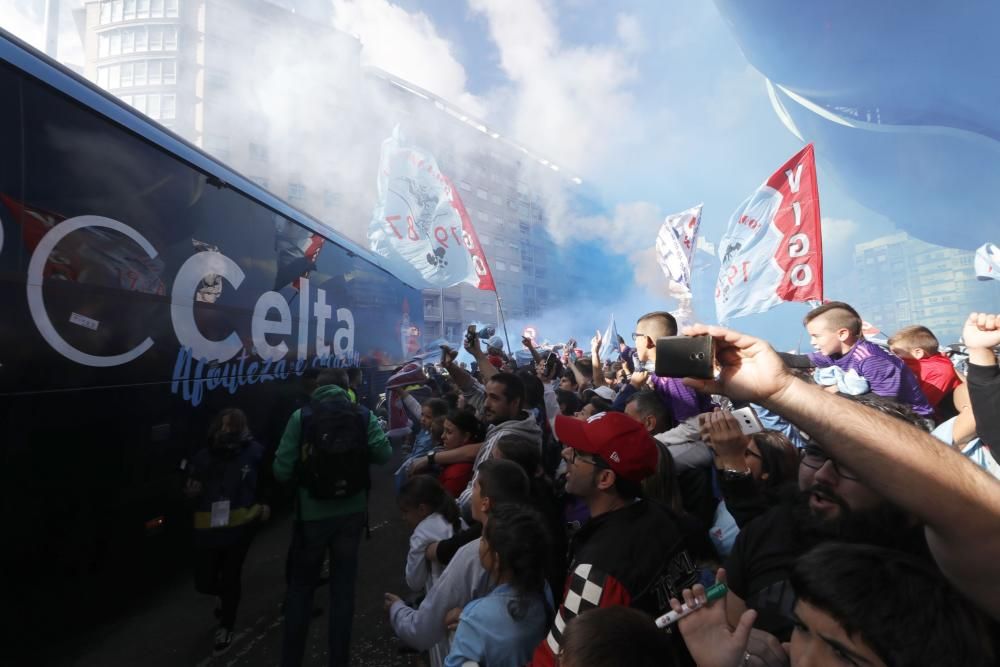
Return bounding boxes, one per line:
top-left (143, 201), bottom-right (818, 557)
top-left (273, 384), bottom-right (392, 520)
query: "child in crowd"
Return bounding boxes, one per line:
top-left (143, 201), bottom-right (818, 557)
top-left (436, 409), bottom-right (484, 497)
top-left (395, 392), bottom-right (449, 490)
top-left (397, 476), bottom-right (464, 667)
top-left (445, 503), bottom-right (553, 667)
top-left (398, 476), bottom-right (463, 596)
top-left (786, 301), bottom-right (934, 418)
top-left (889, 324), bottom-right (964, 421)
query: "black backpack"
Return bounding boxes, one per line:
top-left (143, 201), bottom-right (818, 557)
top-left (298, 396), bottom-right (371, 500)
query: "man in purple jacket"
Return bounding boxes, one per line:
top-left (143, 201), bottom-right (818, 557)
top-left (796, 302), bottom-right (933, 418)
top-left (612, 311), bottom-right (713, 423)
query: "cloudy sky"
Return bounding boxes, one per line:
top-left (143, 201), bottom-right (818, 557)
top-left (4, 0), bottom-right (997, 349)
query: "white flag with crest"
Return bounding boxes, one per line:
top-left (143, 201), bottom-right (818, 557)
top-left (369, 127), bottom-right (495, 290)
top-left (656, 204), bottom-right (703, 300)
top-left (975, 242), bottom-right (1000, 280)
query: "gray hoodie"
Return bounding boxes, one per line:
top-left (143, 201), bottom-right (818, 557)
top-left (457, 381), bottom-right (543, 514)
top-left (389, 537), bottom-right (491, 653)
top-left (654, 415), bottom-right (713, 471)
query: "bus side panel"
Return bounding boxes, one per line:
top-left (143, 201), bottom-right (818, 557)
top-left (0, 57), bottom-right (422, 656)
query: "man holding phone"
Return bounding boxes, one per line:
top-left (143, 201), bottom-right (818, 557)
top-left (611, 311), bottom-right (714, 423)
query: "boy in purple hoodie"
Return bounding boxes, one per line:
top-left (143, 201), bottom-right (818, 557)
top-left (787, 302), bottom-right (933, 418)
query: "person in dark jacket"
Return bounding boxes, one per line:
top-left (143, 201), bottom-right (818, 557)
top-left (185, 408), bottom-right (268, 656)
top-left (529, 412), bottom-right (699, 667)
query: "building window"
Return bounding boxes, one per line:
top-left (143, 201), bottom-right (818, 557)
top-left (100, 1), bottom-right (113, 24)
top-left (165, 0), bottom-right (179, 18)
top-left (458, 181), bottom-right (472, 191)
top-left (130, 61), bottom-right (145, 85)
top-left (465, 302), bottom-right (477, 311)
top-left (151, 0), bottom-right (164, 18)
top-left (510, 264), bottom-right (521, 273)
top-left (476, 188), bottom-right (488, 200)
top-left (147, 92), bottom-right (161, 118)
top-left (112, 0), bottom-right (124, 22)
top-left (163, 59), bottom-right (176, 84)
top-left (161, 93), bottom-right (175, 119)
top-left (122, 29), bottom-right (135, 53)
top-left (137, 0), bottom-right (150, 18)
top-left (120, 62), bottom-right (133, 87)
top-left (148, 59), bottom-right (162, 84)
top-left (491, 194), bottom-right (502, 205)
top-left (479, 234), bottom-right (490, 245)
top-left (135, 27), bottom-right (148, 51)
top-left (324, 190), bottom-right (339, 208)
top-left (123, 0), bottom-right (136, 20)
top-left (496, 260), bottom-right (507, 271)
top-left (289, 183), bottom-right (306, 200)
top-left (110, 31), bottom-right (121, 55)
top-left (164, 26), bottom-right (178, 50)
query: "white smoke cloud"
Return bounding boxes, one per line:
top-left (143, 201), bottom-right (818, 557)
top-left (468, 0), bottom-right (642, 171)
top-left (331, 0), bottom-right (485, 117)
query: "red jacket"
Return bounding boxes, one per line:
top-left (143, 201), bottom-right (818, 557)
top-left (903, 354), bottom-right (962, 412)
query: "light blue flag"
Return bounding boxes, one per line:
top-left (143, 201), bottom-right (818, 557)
top-left (600, 314), bottom-right (621, 361)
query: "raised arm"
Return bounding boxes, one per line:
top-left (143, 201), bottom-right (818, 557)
top-left (964, 312), bottom-right (1000, 455)
top-left (682, 323), bottom-right (1000, 619)
top-left (590, 329), bottom-right (607, 389)
top-left (441, 345), bottom-right (475, 392)
top-left (522, 336), bottom-right (542, 365)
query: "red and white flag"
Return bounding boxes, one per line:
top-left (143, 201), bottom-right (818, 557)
top-left (369, 127), bottom-right (496, 291)
top-left (715, 144), bottom-right (824, 322)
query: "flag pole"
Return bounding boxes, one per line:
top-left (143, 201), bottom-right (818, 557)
top-left (494, 290), bottom-right (512, 358)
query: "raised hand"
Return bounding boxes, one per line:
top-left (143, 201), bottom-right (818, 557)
top-left (591, 329), bottom-right (603, 355)
top-left (699, 408), bottom-right (752, 470)
top-left (962, 312), bottom-right (1000, 350)
top-left (673, 569), bottom-right (759, 667)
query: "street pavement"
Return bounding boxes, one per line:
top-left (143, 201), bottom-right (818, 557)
top-left (67, 448), bottom-right (423, 667)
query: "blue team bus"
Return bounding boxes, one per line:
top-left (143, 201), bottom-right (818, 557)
top-left (0, 28), bottom-right (422, 660)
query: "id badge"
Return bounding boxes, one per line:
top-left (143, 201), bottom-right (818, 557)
top-left (210, 500), bottom-right (231, 528)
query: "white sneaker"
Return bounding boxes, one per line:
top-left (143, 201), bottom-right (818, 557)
top-left (213, 627), bottom-right (233, 656)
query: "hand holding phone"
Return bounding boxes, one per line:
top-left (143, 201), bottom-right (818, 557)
top-left (464, 325), bottom-right (479, 354)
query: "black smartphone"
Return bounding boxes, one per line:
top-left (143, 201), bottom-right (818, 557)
top-left (465, 325), bottom-right (477, 349)
top-left (654, 335), bottom-right (714, 379)
top-left (544, 351), bottom-right (559, 377)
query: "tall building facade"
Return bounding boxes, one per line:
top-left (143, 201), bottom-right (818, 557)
top-left (78, 0), bottom-right (594, 350)
top-left (853, 232), bottom-right (1000, 344)
top-left (80, 0), bottom-right (363, 226)
top-left (364, 69), bottom-right (588, 346)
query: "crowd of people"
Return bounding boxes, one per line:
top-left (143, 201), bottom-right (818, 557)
top-left (182, 301), bottom-right (1000, 666)
top-left (381, 302), bottom-right (1000, 667)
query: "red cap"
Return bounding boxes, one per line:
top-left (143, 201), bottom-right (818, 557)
top-left (553, 412), bottom-right (658, 483)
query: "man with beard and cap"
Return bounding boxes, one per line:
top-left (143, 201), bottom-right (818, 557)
top-left (718, 394), bottom-right (929, 643)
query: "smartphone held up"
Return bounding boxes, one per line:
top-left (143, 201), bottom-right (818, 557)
top-left (653, 335), bottom-right (715, 380)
